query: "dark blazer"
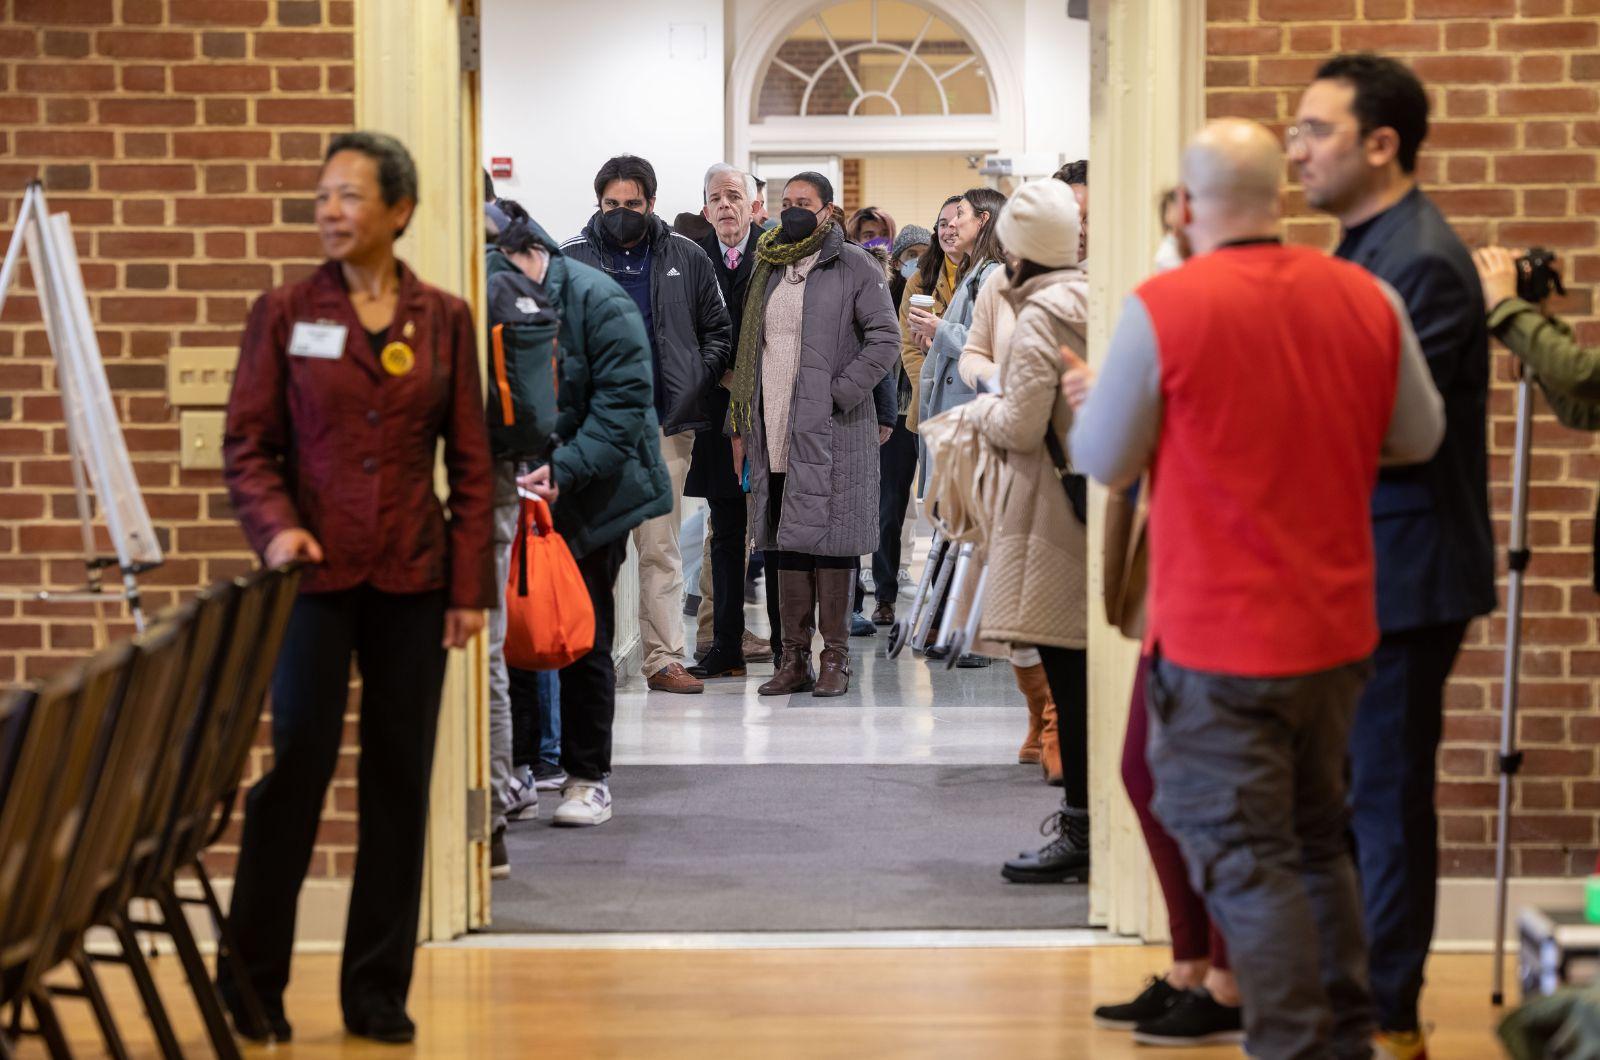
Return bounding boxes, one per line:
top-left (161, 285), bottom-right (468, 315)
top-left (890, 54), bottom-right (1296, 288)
top-left (1335, 186), bottom-right (1496, 632)
top-left (686, 225), bottom-right (760, 499)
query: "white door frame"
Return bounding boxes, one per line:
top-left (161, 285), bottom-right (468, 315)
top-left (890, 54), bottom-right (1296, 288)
top-left (356, 0), bottom-right (490, 942)
top-left (1084, 0), bottom-right (1206, 940)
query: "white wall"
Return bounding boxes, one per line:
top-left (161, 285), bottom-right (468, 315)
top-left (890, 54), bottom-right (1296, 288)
top-left (483, 0), bottom-right (727, 243)
top-left (1022, 0), bottom-right (1091, 162)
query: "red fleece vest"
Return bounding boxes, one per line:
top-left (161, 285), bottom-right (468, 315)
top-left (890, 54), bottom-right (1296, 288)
top-left (1137, 243), bottom-right (1401, 676)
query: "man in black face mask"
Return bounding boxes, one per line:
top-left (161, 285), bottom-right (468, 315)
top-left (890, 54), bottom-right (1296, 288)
top-left (563, 154), bottom-right (733, 695)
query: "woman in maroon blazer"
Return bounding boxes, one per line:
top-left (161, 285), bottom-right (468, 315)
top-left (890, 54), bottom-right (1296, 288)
top-left (221, 131), bottom-right (493, 1044)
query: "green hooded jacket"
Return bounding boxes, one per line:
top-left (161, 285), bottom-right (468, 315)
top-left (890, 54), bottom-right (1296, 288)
top-left (487, 220), bottom-right (669, 558)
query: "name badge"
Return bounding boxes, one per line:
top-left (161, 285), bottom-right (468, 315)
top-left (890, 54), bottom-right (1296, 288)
top-left (288, 321), bottom-right (348, 359)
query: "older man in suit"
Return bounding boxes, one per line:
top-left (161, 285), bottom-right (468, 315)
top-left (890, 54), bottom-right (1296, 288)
top-left (686, 164), bottom-right (764, 678)
top-left (1294, 54), bottom-right (1495, 1058)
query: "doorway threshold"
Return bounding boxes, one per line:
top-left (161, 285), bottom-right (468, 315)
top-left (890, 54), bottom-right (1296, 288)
top-left (436, 928), bottom-right (1131, 951)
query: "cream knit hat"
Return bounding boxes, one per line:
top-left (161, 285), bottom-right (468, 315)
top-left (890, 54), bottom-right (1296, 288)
top-left (995, 178), bottom-right (1082, 269)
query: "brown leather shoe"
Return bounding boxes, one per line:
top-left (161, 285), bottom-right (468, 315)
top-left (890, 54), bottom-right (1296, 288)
top-left (759, 571), bottom-right (816, 695)
top-left (647, 662), bottom-right (704, 695)
top-left (741, 629), bottom-right (773, 662)
top-left (870, 602), bottom-right (895, 626)
top-left (1014, 663), bottom-right (1051, 765)
top-left (814, 647), bottom-right (851, 697)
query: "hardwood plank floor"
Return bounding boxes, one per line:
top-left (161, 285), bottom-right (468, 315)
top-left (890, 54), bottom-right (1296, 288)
top-left (19, 945), bottom-right (1510, 1058)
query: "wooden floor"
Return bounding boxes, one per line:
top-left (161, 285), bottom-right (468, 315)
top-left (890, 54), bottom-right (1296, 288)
top-left (19, 945), bottom-right (1509, 1058)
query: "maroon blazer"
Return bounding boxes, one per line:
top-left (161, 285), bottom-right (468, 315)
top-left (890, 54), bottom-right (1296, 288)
top-left (223, 259), bottom-right (496, 610)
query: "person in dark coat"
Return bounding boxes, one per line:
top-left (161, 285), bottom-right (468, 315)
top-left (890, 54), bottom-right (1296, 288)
top-left (500, 216), bottom-right (672, 828)
top-left (562, 154), bottom-right (732, 695)
top-left (684, 163), bottom-right (764, 678)
top-left (221, 132), bottom-right (493, 1044)
top-left (726, 172), bottom-right (900, 698)
top-left (1293, 53), bottom-right (1495, 1054)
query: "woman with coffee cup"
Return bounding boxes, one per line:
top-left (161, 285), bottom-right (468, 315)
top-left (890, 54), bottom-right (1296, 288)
top-left (898, 195), bottom-right (962, 432)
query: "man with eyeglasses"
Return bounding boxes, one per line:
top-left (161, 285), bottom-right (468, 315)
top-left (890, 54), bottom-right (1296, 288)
top-left (563, 154), bottom-right (734, 695)
top-left (1292, 53), bottom-right (1494, 1060)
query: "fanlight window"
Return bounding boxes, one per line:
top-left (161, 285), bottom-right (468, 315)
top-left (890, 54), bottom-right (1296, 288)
top-left (756, 0), bottom-right (994, 120)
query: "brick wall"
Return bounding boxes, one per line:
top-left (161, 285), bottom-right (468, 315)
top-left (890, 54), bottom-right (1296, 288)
top-left (0, 0), bottom-right (356, 878)
top-left (1206, 0), bottom-right (1600, 877)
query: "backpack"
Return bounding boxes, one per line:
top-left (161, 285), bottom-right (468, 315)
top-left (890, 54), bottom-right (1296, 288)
top-left (486, 268), bottom-right (563, 461)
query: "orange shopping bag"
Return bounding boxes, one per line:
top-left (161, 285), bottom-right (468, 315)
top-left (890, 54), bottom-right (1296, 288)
top-left (503, 495), bottom-right (595, 670)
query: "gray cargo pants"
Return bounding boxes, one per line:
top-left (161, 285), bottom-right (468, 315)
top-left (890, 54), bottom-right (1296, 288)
top-left (1146, 655), bottom-right (1376, 1060)
top-left (487, 461), bottom-right (519, 834)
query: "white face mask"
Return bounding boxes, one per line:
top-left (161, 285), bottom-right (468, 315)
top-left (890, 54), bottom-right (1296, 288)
top-left (900, 256), bottom-right (921, 279)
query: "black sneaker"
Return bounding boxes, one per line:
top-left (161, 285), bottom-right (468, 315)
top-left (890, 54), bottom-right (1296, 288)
top-left (1132, 987), bottom-right (1245, 1047)
top-left (490, 826), bottom-right (509, 880)
top-left (1093, 976), bottom-right (1184, 1030)
top-left (1000, 805), bottom-right (1089, 883)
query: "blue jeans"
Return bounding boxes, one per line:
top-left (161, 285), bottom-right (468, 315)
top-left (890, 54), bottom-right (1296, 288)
top-left (509, 668), bottom-right (560, 771)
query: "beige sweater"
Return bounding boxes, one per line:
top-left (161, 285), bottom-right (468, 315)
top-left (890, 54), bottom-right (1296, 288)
top-left (761, 250), bottom-right (821, 473)
top-left (957, 267), bottom-right (1017, 392)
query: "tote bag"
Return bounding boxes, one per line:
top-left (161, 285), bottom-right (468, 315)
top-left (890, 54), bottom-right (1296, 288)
top-left (503, 495), bottom-right (594, 670)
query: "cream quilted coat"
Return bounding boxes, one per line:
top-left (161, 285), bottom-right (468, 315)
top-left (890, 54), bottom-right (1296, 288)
top-left (966, 267), bottom-right (1090, 650)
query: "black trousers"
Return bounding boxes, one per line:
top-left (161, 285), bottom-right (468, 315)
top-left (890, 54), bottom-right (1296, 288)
top-left (872, 414), bottom-right (918, 605)
top-left (559, 537), bottom-right (628, 781)
top-left (228, 586), bottom-right (447, 1020)
top-left (1038, 644), bottom-right (1089, 808)
top-left (706, 494), bottom-right (748, 655)
top-left (1349, 620), bottom-right (1468, 1033)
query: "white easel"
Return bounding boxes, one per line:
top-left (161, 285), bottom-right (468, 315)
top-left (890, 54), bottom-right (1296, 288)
top-left (0, 181), bottom-right (163, 632)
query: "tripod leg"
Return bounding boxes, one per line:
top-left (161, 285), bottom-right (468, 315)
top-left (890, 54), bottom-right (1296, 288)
top-left (111, 910), bottom-right (185, 1060)
top-left (155, 887), bottom-right (242, 1060)
top-left (71, 950), bottom-right (132, 1060)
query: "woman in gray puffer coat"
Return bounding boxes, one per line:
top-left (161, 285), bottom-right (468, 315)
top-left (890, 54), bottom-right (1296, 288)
top-left (728, 172), bottom-right (901, 698)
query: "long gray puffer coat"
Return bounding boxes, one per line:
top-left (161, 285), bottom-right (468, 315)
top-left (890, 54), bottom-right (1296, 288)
top-left (743, 224), bottom-right (901, 557)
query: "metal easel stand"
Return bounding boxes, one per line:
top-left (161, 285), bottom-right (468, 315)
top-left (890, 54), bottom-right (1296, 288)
top-left (1491, 372), bottom-right (1535, 1006)
top-left (0, 181), bottom-right (160, 633)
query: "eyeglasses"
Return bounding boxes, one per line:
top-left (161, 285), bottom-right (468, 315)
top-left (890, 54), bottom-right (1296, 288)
top-left (1284, 120), bottom-right (1355, 154)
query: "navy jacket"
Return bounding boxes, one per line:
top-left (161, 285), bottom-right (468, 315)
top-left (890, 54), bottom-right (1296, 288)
top-left (1335, 186), bottom-right (1496, 632)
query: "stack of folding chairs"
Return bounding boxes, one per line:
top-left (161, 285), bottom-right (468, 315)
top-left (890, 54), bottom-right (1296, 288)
top-left (0, 564), bottom-right (301, 1059)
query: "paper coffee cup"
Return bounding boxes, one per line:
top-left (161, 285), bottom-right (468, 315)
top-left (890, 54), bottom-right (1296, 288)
top-left (909, 294), bottom-right (935, 309)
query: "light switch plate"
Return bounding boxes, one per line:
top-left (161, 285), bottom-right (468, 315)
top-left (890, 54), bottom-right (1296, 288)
top-left (179, 410), bottom-right (226, 470)
top-left (168, 348), bottom-right (237, 407)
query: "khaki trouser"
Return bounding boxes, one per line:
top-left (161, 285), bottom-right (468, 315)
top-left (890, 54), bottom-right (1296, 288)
top-left (633, 429), bottom-right (694, 676)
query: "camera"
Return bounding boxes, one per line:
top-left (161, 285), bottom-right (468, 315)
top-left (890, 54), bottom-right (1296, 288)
top-left (1516, 246), bottom-right (1567, 304)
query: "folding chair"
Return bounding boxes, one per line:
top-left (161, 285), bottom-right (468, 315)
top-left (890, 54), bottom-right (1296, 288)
top-left (0, 642), bottom-right (135, 1056)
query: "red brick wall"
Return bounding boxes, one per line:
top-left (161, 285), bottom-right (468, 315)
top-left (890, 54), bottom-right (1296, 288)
top-left (1207, 0), bottom-right (1600, 877)
top-left (0, 0), bottom-right (356, 877)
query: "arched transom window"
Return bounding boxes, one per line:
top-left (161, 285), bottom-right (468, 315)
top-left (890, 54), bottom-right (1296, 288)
top-left (756, 0), bottom-right (995, 120)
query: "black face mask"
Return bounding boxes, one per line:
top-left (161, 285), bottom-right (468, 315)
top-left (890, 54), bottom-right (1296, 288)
top-left (780, 206), bottom-right (821, 243)
top-left (601, 207), bottom-right (649, 247)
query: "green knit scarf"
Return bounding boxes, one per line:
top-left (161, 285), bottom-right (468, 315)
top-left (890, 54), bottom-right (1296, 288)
top-left (726, 220), bottom-right (834, 437)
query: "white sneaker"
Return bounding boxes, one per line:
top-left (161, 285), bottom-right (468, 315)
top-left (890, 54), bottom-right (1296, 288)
top-left (504, 765), bottom-right (539, 821)
top-left (552, 780), bottom-right (612, 827)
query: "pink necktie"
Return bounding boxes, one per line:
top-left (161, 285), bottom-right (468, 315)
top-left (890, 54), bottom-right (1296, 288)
top-left (725, 246), bottom-right (741, 270)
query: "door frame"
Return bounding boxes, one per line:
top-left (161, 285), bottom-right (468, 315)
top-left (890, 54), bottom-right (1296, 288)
top-left (356, 0), bottom-right (490, 942)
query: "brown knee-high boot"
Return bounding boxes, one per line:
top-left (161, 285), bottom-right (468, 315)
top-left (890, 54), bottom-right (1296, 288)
top-left (1013, 663), bottom-right (1051, 765)
top-left (758, 570), bottom-right (816, 695)
top-left (1040, 697), bottom-right (1064, 786)
top-left (812, 567), bottom-right (854, 697)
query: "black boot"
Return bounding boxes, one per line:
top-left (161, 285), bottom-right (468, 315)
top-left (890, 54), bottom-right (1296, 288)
top-left (1001, 804), bottom-right (1089, 883)
top-left (688, 643), bottom-right (746, 679)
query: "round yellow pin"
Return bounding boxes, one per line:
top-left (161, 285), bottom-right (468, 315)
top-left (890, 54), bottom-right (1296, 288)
top-left (381, 341), bottom-right (415, 376)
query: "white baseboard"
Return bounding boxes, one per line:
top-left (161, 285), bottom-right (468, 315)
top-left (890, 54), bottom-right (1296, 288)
top-left (1434, 876), bottom-right (1582, 950)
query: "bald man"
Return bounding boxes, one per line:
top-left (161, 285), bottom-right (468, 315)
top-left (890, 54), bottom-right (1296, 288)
top-left (1068, 119), bottom-right (1445, 1059)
